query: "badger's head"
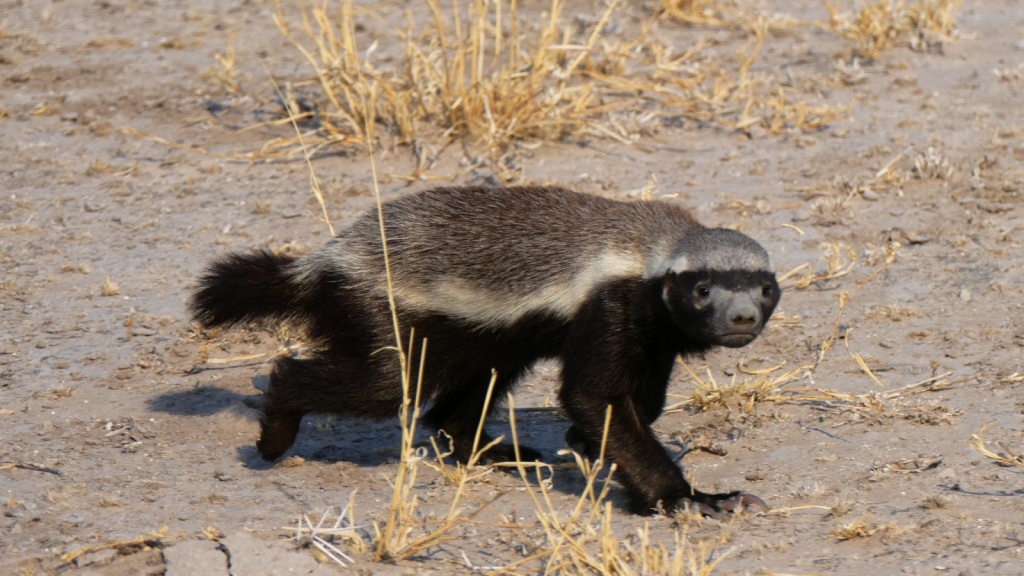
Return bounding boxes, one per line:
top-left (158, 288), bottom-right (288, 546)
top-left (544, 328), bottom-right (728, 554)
top-left (662, 228), bottom-right (779, 348)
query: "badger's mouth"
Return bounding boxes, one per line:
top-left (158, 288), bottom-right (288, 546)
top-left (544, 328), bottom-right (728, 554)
top-left (716, 332), bottom-right (758, 347)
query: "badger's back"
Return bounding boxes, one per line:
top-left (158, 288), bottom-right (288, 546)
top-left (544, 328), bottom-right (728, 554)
top-left (299, 186), bottom-right (703, 327)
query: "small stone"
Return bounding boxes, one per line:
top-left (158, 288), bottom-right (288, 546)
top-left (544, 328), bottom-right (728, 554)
top-left (84, 201), bottom-right (104, 212)
top-left (792, 209), bottom-right (814, 222)
top-left (61, 112), bottom-right (79, 122)
top-left (745, 470), bottom-right (767, 482)
top-left (907, 233), bottom-right (933, 244)
top-left (1016, 39), bottom-right (1024, 51)
top-left (879, 341), bottom-right (894, 349)
top-left (132, 327), bottom-right (157, 336)
top-left (862, 189), bottom-right (880, 201)
top-left (958, 288), bottom-right (971, 302)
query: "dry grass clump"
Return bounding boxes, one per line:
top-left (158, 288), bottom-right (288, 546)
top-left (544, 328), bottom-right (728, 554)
top-left (101, 276), bottom-right (120, 296)
top-left (913, 146), bottom-right (954, 180)
top-left (667, 359), bottom-right (806, 413)
top-left (273, 0), bottom-right (640, 156)
top-left (864, 302), bottom-right (918, 320)
top-left (829, 514), bottom-right (878, 540)
top-left (903, 401), bottom-right (962, 425)
top-left (823, 0), bottom-right (964, 60)
top-left (921, 494), bottom-right (953, 510)
top-left (827, 500), bottom-right (853, 518)
top-left (238, 0), bottom-right (850, 167)
top-left (32, 385), bottom-right (74, 400)
top-left (659, 0), bottom-right (744, 28)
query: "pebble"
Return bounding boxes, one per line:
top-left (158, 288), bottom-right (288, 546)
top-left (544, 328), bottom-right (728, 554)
top-left (1016, 39), bottom-right (1024, 51)
top-left (907, 233), bottom-right (933, 244)
top-left (84, 201), bottom-right (104, 212)
top-left (132, 327), bottom-right (157, 336)
top-left (959, 288), bottom-right (971, 302)
top-left (862, 189), bottom-right (880, 201)
top-left (792, 209), bottom-right (814, 222)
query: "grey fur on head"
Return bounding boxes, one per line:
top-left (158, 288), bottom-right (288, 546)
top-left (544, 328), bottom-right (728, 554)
top-left (667, 228), bottom-right (772, 273)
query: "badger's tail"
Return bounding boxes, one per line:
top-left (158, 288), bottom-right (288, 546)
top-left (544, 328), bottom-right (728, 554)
top-left (189, 250), bottom-right (313, 329)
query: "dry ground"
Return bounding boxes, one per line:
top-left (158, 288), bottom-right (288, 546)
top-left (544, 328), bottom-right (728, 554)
top-left (2, 0), bottom-right (1023, 574)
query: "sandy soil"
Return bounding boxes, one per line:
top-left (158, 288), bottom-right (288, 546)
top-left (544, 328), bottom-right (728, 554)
top-left (2, 0), bottom-right (1023, 574)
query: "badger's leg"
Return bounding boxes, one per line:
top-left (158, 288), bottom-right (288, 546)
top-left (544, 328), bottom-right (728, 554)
top-left (423, 372), bottom-right (542, 464)
top-left (257, 353), bottom-right (403, 461)
top-left (560, 284), bottom-right (766, 517)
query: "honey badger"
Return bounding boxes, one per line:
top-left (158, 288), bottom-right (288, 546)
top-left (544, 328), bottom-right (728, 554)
top-left (191, 186), bottom-right (780, 516)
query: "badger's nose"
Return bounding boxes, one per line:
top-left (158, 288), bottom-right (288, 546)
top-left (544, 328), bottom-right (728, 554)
top-left (728, 302), bottom-right (760, 329)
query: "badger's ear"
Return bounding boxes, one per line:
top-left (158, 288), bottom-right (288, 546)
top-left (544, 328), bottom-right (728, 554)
top-left (662, 272), bottom-right (676, 306)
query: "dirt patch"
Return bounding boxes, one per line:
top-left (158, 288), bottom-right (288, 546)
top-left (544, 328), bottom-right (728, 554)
top-left (1, 0), bottom-right (1023, 574)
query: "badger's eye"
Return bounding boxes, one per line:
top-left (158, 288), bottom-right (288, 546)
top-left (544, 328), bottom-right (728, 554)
top-left (695, 285), bottom-right (710, 298)
top-left (761, 284), bottom-right (773, 297)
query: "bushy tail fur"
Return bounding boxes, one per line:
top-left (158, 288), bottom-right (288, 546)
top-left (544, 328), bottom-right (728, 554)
top-left (190, 250), bottom-right (309, 329)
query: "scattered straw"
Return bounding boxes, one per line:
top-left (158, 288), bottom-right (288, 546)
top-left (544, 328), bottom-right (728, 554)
top-left (61, 525), bottom-right (185, 563)
top-left (294, 495), bottom-right (365, 567)
top-left (968, 423), bottom-right (1024, 469)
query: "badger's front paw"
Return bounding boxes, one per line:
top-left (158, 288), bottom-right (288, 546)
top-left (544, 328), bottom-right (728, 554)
top-left (672, 491), bottom-right (768, 519)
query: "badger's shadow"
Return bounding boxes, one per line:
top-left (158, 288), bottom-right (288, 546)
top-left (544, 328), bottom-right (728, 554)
top-left (146, 384), bottom-right (595, 489)
top-left (146, 385), bottom-right (623, 504)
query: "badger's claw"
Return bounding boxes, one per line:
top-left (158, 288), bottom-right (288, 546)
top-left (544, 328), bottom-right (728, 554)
top-left (678, 491), bottom-right (768, 519)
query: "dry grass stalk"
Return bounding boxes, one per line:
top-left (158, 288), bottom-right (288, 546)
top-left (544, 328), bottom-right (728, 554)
top-left (366, 102), bottom-right (516, 561)
top-left (273, 0), bottom-right (633, 155)
top-left (500, 398), bottom-right (732, 575)
top-left (60, 525), bottom-right (184, 563)
top-left (813, 242), bottom-right (898, 368)
top-left (844, 328), bottom-right (884, 388)
top-left (777, 242), bottom-right (858, 290)
top-left (968, 423), bottom-right (1024, 469)
top-left (208, 30), bottom-right (239, 94)
top-left (294, 495), bottom-right (365, 567)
